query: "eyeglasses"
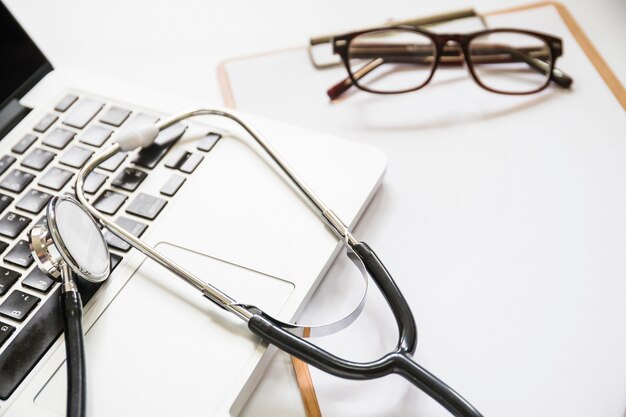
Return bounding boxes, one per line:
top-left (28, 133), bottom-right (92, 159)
top-left (328, 27), bottom-right (573, 100)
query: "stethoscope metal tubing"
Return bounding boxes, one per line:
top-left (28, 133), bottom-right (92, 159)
top-left (75, 107), bottom-right (484, 417)
top-left (76, 145), bottom-right (252, 321)
top-left (77, 108), bottom-right (359, 323)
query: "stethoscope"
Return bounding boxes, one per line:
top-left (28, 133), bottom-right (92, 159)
top-left (30, 108), bottom-right (484, 417)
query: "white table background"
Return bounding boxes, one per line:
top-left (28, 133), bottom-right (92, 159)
top-left (5, 1), bottom-right (625, 417)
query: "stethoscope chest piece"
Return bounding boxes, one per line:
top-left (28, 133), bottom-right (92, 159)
top-left (30, 195), bottom-right (110, 283)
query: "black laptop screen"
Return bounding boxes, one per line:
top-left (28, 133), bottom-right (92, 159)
top-left (0, 2), bottom-right (51, 108)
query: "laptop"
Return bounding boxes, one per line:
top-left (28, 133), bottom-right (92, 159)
top-left (0, 3), bottom-right (386, 416)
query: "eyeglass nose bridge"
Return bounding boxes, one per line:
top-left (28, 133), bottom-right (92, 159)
top-left (431, 35), bottom-right (472, 67)
top-left (437, 33), bottom-right (469, 44)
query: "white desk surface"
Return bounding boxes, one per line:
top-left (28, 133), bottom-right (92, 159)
top-left (5, 1), bottom-right (625, 417)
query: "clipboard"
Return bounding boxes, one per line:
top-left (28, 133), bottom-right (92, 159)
top-left (217, 3), bottom-right (625, 416)
top-left (219, 2), bottom-right (624, 111)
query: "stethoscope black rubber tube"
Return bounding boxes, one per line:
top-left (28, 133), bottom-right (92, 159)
top-left (61, 291), bottom-right (86, 417)
top-left (248, 316), bottom-right (481, 417)
top-left (247, 242), bottom-right (484, 417)
top-left (350, 242), bottom-right (417, 354)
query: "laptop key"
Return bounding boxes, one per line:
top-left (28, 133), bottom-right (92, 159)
top-left (43, 127), bottom-right (75, 150)
top-left (99, 152), bottom-right (127, 172)
top-left (133, 142), bottom-right (175, 169)
top-left (116, 216), bottom-right (148, 238)
top-left (164, 148), bottom-right (188, 169)
top-left (197, 132), bottom-right (221, 152)
top-left (0, 321), bottom-right (15, 348)
top-left (0, 170), bottom-right (35, 194)
top-left (104, 231), bottom-right (130, 252)
top-left (104, 216), bottom-right (147, 252)
top-left (38, 167), bottom-right (74, 191)
top-left (54, 94), bottom-right (78, 112)
top-left (16, 189), bottom-right (52, 214)
top-left (21, 148), bottom-right (56, 171)
top-left (126, 193), bottom-right (167, 220)
top-left (123, 113), bottom-right (159, 131)
top-left (165, 150), bottom-right (203, 173)
top-left (110, 253), bottom-right (123, 271)
top-left (0, 155), bottom-right (17, 176)
top-left (160, 174), bottom-right (185, 196)
top-left (33, 114), bottom-right (58, 133)
top-left (0, 212), bottom-right (32, 239)
top-left (100, 106), bottom-right (131, 127)
top-left (22, 268), bottom-right (55, 294)
top-left (59, 146), bottom-right (94, 169)
top-left (12, 134), bottom-right (38, 155)
top-left (179, 153), bottom-right (203, 174)
top-left (63, 98), bottom-right (104, 129)
top-left (0, 194), bottom-right (13, 214)
top-left (82, 171), bottom-right (108, 194)
top-left (155, 123), bottom-right (187, 147)
top-left (4, 240), bottom-right (34, 268)
top-left (0, 290), bottom-right (40, 322)
top-left (133, 123), bottom-right (187, 169)
top-left (79, 125), bottom-right (112, 147)
top-left (0, 267), bottom-right (21, 296)
top-left (111, 167), bottom-right (147, 192)
top-left (93, 190), bottom-right (127, 215)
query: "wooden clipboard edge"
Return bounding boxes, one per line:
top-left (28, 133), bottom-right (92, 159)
top-left (215, 3), bottom-right (625, 416)
top-left (486, 1), bottom-right (626, 110)
top-left (291, 355), bottom-right (322, 417)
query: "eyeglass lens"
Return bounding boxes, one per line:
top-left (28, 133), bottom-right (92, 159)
top-left (346, 29), bottom-right (553, 94)
top-left (468, 32), bottom-right (552, 93)
top-left (347, 29), bottom-right (436, 94)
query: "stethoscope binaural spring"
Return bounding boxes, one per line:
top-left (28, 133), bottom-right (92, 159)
top-left (71, 107), bottom-right (485, 417)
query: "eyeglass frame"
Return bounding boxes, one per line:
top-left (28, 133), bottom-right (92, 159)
top-left (329, 26), bottom-right (572, 99)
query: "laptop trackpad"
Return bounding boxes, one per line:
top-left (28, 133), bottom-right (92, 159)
top-left (34, 243), bottom-right (294, 417)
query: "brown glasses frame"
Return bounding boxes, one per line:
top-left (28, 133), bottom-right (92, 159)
top-left (329, 26), bottom-right (572, 99)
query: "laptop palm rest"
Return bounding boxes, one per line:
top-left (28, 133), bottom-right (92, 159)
top-left (34, 242), bottom-right (294, 416)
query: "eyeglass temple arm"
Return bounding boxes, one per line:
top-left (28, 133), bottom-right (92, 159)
top-left (327, 58), bottom-right (386, 100)
top-left (327, 44), bottom-right (572, 100)
top-left (467, 45), bottom-right (572, 88)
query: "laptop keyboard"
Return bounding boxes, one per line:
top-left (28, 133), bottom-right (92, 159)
top-left (0, 92), bottom-right (222, 401)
